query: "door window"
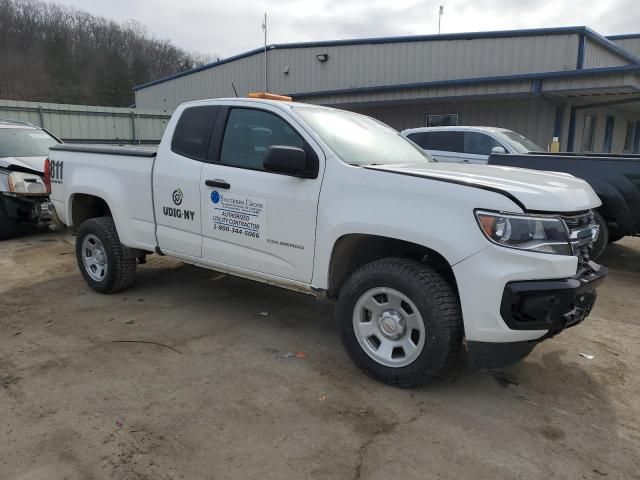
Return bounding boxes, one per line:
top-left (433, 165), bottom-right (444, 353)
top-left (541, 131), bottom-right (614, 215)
top-left (414, 131), bottom-right (463, 153)
top-left (463, 132), bottom-right (502, 155)
top-left (219, 108), bottom-right (305, 171)
top-left (171, 106), bottom-right (219, 161)
top-left (406, 132), bottom-right (430, 149)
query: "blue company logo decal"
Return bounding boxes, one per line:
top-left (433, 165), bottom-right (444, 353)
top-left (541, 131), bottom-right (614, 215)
top-left (210, 191), bottom-right (221, 204)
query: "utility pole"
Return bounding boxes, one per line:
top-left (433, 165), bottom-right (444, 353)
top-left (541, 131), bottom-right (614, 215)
top-left (262, 13), bottom-right (268, 91)
top-left (438, 5), bottom-right (444, 34)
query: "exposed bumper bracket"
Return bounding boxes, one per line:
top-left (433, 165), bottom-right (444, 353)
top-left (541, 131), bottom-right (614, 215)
top-left (500, 261), bottom-right (607, 333)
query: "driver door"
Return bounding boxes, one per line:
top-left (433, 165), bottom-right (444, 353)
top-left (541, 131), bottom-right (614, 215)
top-left (200, 105), bottom-right (324, 282)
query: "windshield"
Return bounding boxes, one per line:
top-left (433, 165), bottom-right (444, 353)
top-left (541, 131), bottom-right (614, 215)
top-left (294, 107), bottom-right (434, 165)
top-left (498, 130), bottom-right (544, 153)
top-left (0, 128), bottom-right (59, 157)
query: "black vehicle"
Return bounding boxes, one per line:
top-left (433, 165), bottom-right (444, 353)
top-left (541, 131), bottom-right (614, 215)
top-left (489, 152), bottom-right (640, 259)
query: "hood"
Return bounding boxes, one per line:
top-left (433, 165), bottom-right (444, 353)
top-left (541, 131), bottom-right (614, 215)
top-left (366, 162), bottom-right (601, 212)
top-left (0, 156), bottom-right (46, 174)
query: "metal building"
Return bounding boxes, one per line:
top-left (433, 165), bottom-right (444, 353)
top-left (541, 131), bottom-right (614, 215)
top-left (134, 26), bottom-right (640, 154)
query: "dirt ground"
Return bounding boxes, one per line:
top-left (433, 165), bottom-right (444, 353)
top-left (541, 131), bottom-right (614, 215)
top-left (1, 230), bottom-right (639, 480)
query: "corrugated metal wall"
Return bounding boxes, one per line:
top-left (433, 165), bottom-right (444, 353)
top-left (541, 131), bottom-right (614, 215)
top-left (609, 37), bottom-right (640, 58)
top-left (573, 106), bottom-right (640, 153)
top-left (135, 55), bottom-right (264, 113)
top-left (269, 35), bottom-right (579, 94)
top-left (583, 38), bottom-right (629, 68)
top-left (300, 79), bottom-right (534, 106)
top-left (135, 33), bottom-right (580, 111)
top-left (0, 99), bottom-right (170, 144)
top-left (352, 98), bottom-right (558, 149)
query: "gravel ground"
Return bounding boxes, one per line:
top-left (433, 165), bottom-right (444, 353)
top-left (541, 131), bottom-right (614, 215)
top-left (1, 230), bottom-right (639, 480)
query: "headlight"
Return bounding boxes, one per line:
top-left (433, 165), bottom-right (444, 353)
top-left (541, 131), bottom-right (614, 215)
top-left (8, 171), bottom-right (47, 195)
top-left (475, 210), bottom-right (571, 255)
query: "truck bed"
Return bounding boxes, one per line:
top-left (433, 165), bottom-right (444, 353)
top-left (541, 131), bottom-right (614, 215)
top-left (51, 144), bottom-right (158, 157)
top-left (49, 144), bottom-right (158, 251)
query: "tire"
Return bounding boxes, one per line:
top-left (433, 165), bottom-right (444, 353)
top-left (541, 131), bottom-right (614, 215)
top-left (608, 232), bottom-right (624, 244)
top-left (75, 216), bottom-right (136, 293)
top-left (337, 258), bottom-right (463, 388)
top-left (591, 211), bottom-right (609, 261)
top-left (0, 200), bottom-right (18, 240)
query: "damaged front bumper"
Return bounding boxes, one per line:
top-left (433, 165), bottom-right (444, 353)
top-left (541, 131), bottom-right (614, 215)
top-left (1, 194), bottom-right (55, 224)
top-left (468, 261), bottom-right (607, 369)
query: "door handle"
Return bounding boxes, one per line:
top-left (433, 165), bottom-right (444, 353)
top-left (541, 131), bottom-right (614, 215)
top-left (205, 179), bottom-right (230, 189)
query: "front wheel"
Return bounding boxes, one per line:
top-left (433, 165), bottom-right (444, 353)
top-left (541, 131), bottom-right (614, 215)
top-left (75, 217), bottom-right (136, 293)
top-left (337, 258), bottom-right (463, 388)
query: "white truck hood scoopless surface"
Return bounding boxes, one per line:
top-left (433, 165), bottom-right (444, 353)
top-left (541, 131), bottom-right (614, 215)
top-left (0, 156), bottom-right (46, 173)
top-left (366, 162), bottom-right (601, 212)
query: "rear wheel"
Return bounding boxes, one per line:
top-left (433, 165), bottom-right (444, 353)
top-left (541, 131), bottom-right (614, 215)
top-left (591, 211), bottom-right (609, 260)
top-left (0, 200), bottom-right (18, 240)
top-left (337, 258), bottom-right (463, 388)
top-left (75, 217), bottom-right (136, 293)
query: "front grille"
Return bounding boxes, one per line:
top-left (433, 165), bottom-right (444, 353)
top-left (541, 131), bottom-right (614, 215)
top-left (560, 211), bottom-right (596, 265)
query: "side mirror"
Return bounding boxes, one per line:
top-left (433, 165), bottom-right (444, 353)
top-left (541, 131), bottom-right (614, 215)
top-left (491, 146), bottom-right (506, 154)
top-left (264, 145), bottom-right (311, 177)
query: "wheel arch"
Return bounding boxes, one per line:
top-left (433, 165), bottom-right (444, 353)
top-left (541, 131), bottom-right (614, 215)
top-left (69, 193), bottom-right (112, 231)
top-left (326, 233), bottom-right (458, 299)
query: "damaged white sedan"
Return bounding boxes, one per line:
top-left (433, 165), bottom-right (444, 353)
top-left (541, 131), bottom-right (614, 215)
top-left (0, 119), bottom-right (59, 239)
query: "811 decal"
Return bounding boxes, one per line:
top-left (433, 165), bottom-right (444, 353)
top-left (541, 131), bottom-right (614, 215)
top-left (49, 160), bottom-right (63, 184)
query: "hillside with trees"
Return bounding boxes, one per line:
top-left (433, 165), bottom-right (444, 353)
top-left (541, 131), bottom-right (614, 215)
top-left (0, 0), bottom-right (208, 106)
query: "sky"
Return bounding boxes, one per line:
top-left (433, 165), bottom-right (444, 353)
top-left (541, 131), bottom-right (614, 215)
top-left (41, 0), bottom-right (640, 60)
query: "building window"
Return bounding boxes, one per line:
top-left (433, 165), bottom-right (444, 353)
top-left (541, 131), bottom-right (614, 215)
top-left (581, 114), bottom-right (596, 152)
top-left (426, 114), bottom-right (458, 127)
top-left (603, 115), bottom-right (615, 153)
top-left (623, 122), bottom-right (634, 153)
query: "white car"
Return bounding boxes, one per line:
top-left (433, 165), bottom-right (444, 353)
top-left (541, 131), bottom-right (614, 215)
top-left (0, 119), bottom-right (59, 239)
top-left (401, 126), bottom-right (545, 164)
top-left (48, 95), bottom-right (605, 388)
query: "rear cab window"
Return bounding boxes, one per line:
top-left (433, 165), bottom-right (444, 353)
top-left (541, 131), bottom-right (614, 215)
top-left (171, 106), bottom-right (219, 161)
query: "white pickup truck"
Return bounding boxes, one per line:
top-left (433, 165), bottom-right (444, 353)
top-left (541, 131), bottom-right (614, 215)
top-left (48, 95), bottom-right (607, 388)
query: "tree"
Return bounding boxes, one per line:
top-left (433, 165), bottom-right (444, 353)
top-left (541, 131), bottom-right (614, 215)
top-left (0, 0), bottom-right (207, 106)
